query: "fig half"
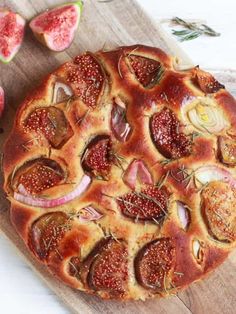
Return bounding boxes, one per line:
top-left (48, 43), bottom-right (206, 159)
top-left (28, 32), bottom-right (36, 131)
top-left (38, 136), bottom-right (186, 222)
top-left (0, 8), bottom-right (25, 63)
top-left (29, 2), bottom-right (83, 52)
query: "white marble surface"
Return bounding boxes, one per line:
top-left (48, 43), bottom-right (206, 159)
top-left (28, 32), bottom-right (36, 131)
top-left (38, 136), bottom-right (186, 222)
top-left (0, 0), bottom-right (235, 313)
top-left (138, 0), bottom-right (236, 70)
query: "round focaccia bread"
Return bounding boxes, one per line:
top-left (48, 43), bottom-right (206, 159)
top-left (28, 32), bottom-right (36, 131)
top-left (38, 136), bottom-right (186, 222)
top-left (3, 45), bottom-right (236, 300)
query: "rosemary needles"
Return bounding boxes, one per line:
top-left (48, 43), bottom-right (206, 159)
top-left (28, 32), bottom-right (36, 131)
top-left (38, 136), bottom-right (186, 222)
top-left (171, 17), bottom-right (220, 42)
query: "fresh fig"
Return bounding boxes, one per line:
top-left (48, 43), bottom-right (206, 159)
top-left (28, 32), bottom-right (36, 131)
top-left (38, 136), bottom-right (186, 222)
top-left (0, 8), bottom-right (25, 63)
top-left (0, 86), bottom-right (4, 117)
top-left (29, 2), bottom-right (83, 52)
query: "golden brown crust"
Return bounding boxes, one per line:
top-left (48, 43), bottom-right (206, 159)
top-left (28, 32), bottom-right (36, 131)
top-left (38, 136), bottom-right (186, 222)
top-left (3, 44), bottom-right (236, 300)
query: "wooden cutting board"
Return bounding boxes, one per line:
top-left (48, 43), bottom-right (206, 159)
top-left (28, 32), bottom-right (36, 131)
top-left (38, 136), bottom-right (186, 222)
top-left (0, 1), bottom-right (235, 313)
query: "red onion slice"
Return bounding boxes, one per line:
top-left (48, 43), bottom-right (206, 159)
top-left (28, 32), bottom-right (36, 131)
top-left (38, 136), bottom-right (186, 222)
top-left (192, 239), bottom-right (204, 263)
top-left (79, 206), bottom-right (103, 222)
top-left (18, 184), bottom-right (30, 196)
top-left (193, 240), bottom-right (200, 258)
top-left (53, 82), bottom-right (73, 104)
top-left (111, 97), bottom-right (132, 142)
top-left (123, 159), bottom-right (153, 189)
top-left (176, 201), bottom-right (190, 230)
top-left (14, 175), bottom-right (91, 208)
top-left (195, 165), bottom-right (236, 188)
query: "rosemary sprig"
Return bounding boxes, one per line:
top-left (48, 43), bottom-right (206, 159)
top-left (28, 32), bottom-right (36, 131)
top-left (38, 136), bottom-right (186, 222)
top-left (47, 115), bottom-right (57, 129)
top-left (160, 92), bottom-right (169, 102)
top-left (160, 159), bottom-right (173, 166)
top-left (156, 170), bottom-right (170, 189)
top-left (54, 248), bottom-right (63, 261)
top-left (127, 46), bottom-right (140, 58)
top-left (95, 175), bottom-right (108, 181)
top-left (65, 98), bottom-right (73, 111)
top-left (151, 66), bottom-right (165, 86)
top-left (19, 136), bottom-right (40, 152)
top-left (135, 191), bottom-right (168, 216)
top-left (152, 217), bottom-right (161, 226)
top-left (170, 165), bottom-right (195, 189)
top-left (171, 17), bottom-right (220, 42)
top-left (68, 260), bottom-right (79, 276)
top-left (110, 151), bottom-right (127, 171)
top-left (97, 224), bottom-right (120, 242)
top-left (75, 109), bottom-right (90, 126)
top-left (189, 131), bottom-right (201, 142)
top-left (195, 181), bottom-right (208, 193)
top-left (80, 148), bottom-right (89, 164)
top-left (102, 193), bottom-right (147, 217)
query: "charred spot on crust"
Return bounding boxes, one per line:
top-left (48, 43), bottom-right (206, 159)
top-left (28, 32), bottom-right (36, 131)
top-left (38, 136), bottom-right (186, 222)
top-left (217, 136), bottom-right (236, 167)
top-left (24, 106), bottom-right (73, 149)
top-left (11, 157), bottom-right (66, 195)
top-left (127, 54), bottom-right (164, 88)
top-left (67, 53), bottom-right (106, 108)
top-left (150, 107), bottom-right (192, 159)
top-left (201, 181), bottom-right (236, 243)
top-left (81, 135), bottom-right (113, 179)
top-left (117, 185), bottom-right (170, 222)
top-left (134, 238), bottom-right (176, 292)
top-left (80, 237), bottom-right (128, 297)
top-left (29, 212), bottom-right (70, 261)
top-left (193, 67), bottom-right (225, 94)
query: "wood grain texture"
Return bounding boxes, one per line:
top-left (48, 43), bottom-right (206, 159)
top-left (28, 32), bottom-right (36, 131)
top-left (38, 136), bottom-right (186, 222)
top-left (0, 0), bottom-right (235, 313)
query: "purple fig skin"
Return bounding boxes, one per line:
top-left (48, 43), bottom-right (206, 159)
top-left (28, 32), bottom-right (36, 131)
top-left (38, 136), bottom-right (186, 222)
top-left (0, 86), bottom-right (4, 117)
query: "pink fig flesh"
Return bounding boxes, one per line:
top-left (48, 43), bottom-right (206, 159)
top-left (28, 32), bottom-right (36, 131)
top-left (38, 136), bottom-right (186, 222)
top-left (29, 2), bottom-right (83, 52)
top-left (0, 86), bottom-right (4, 117)
top-left (0, 8), bottom-right (25, 63)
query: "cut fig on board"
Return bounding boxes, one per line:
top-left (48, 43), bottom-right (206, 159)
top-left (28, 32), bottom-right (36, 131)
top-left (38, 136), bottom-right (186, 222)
top-left (0, 8), bottom-right (25, 63)
top-left (29, 2), bottom-right (83, 52)
top-left (0, 86), bottom-right (4, 117)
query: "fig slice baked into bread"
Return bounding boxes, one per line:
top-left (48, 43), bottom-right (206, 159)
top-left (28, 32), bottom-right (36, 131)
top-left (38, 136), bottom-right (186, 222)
top-left (3, 45), bottom-right (236, 300)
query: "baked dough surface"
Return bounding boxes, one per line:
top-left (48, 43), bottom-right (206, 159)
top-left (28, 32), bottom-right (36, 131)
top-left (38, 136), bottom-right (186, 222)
top-left (3, 45), bottom-right (236, 300)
